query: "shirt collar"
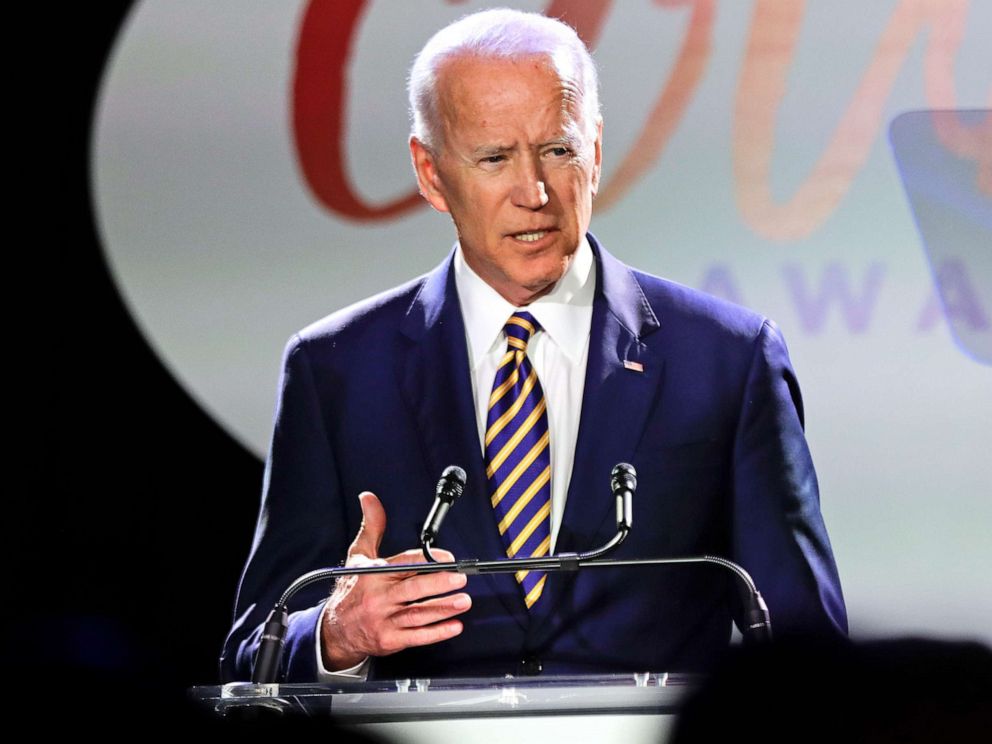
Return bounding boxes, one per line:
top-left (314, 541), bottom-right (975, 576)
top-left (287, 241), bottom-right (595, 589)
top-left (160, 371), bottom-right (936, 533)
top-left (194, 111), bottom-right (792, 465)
top-left (454, 236), bottom-right (596, 370)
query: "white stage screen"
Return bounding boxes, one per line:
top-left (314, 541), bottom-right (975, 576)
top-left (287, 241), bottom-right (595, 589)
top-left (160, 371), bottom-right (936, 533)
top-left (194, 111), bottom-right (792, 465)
top-left (92, 1), bottom-right (991, 645)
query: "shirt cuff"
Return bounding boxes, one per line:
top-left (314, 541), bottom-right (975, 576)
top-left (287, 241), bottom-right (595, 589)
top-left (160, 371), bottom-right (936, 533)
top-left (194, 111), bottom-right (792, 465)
top-left (314, 600), bottom-right (371, 681)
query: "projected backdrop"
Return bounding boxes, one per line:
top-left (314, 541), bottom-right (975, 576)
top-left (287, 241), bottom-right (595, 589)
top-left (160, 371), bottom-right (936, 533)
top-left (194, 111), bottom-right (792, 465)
top-left (92, 1), bottom-right (991, 644)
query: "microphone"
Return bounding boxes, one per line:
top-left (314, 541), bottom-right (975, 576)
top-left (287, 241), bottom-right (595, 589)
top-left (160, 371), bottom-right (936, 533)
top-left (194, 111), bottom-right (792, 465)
top-left (610, 463), bottom-right (635, 531)
top-left (250, 462), bottom-right (770, 683)
top-left (254, 466), bottom-right (469, 683)
top-left (420, 465), bottom-right (466, 548)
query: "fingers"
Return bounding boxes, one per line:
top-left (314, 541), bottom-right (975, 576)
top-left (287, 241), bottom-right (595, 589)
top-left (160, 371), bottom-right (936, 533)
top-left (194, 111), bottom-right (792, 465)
top-left (388, 568), bottom-right (467, 605)
top-left (373, 617), bottom-right (467, 657)
top-left (326, 494), bottom-right (469, 663)
top-left (424, 547), bottom-right (456, 564)
top-left (384, 548), bottom-right (455, 564)
top-left (400, 619), bottom-right (466, 649)
top-left (370, 547), bottom-right (457, 583)
top-left (348, 491), bottom-right (387, 561)
top-left (392, 591), bottom-right (472, 629)
top-left (323, 568), bottom-right (471, 660)
top-left (381, 547), bottom-right (456, 576)
top-left (372, 591), bottom-right (471, 656)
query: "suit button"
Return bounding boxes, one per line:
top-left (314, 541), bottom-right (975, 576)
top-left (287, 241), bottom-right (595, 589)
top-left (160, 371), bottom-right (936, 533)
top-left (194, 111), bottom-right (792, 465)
top-left (520, 657), bottom-right (542, 676)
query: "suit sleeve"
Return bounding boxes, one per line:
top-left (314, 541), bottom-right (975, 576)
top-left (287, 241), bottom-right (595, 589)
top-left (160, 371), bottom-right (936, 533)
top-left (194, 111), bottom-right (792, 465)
top-left (219, 334), bottom-right (352, 682)
top-left (731, 320), bottom-right (848, 638)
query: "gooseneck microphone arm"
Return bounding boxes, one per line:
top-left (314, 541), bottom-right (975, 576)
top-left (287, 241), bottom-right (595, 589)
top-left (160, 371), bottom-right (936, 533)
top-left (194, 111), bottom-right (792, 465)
top-left (250, 463), bottom-right (771, 684)
top-left (251, 464), bottom-right (635, 683)
top-left (582, 554), bottom-right (772, 643)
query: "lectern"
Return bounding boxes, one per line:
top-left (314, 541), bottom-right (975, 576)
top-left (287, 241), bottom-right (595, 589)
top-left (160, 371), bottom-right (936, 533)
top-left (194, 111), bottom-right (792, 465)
top-left (191, 672), bottom-right (696, 743)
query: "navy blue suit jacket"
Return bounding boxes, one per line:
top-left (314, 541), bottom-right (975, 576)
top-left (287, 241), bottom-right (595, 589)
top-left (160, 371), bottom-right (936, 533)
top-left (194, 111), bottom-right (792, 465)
top-left (220, 235), bottom-right (847, 682)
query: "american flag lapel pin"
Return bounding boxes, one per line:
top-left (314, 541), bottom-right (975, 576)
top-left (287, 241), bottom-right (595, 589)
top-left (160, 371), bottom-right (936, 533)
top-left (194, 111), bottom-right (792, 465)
top-left (623, 360), bottom-right (644, 373)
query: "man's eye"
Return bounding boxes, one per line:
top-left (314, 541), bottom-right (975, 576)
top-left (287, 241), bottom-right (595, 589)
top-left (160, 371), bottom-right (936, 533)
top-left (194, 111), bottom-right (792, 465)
top-left (481, 154), bottom-right (505, 164)
top-left (546, 146), bottom-right (571, 158)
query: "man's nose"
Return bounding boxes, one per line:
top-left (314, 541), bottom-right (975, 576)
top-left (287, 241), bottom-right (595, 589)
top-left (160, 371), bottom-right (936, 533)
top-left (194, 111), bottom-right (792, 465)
top-left (510, 158), bottom-right (549, 209)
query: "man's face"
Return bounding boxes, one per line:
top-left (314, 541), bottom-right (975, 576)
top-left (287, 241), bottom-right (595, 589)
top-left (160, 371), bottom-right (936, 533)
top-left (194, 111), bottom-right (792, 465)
top-left (411, 54), bottom-right (602, 306)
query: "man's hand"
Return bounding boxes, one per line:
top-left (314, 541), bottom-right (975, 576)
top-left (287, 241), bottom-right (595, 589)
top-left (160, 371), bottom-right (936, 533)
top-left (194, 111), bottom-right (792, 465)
top-left (320, 491), bottom-right (472, 671)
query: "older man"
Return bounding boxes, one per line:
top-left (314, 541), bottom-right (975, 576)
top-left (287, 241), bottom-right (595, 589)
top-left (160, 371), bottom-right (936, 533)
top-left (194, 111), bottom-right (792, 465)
top-left (221, 9), bottom-right (846, 682)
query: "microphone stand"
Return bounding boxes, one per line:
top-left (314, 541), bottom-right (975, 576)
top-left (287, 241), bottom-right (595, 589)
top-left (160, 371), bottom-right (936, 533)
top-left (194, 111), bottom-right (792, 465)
top-left (250, 517), bottom-right (633, 684)
top-left (251, 464), bottom-right (771, 684)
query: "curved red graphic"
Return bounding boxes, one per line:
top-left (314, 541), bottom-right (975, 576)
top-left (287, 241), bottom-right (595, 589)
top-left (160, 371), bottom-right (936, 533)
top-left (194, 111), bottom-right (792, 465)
top-left (292, 0), bottom-right (709, 222)
top-left (293, 0), bottom-right (986, 231)
top-left (292, 0), bottom-right (616, 222)
top-left (596, 0), bottom-right (714, 209)
top-left (292, 0), bottom-right (420, 221)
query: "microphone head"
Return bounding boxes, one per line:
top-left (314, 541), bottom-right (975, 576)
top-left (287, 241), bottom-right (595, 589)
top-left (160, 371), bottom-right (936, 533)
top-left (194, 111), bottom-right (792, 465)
top-left (611, 463), bottom-right (636, 530)
top-left (437, 465), bottom-right (467, 503)
top-left (611, 463), bottom-right (637, 494)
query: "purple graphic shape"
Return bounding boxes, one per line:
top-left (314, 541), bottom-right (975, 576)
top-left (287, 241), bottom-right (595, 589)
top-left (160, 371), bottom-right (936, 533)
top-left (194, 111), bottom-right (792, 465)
top-left (890, 110), bottom-right (991, 365)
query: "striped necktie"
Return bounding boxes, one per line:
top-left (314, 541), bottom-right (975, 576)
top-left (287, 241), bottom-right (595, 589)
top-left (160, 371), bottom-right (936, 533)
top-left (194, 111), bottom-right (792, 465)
top-left (485, 311), bottom-right (552, 609)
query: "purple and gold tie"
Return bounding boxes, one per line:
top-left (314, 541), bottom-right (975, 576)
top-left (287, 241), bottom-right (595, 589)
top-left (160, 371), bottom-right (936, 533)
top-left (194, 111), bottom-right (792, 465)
top-left (485, 311), bottom-right (551, 609)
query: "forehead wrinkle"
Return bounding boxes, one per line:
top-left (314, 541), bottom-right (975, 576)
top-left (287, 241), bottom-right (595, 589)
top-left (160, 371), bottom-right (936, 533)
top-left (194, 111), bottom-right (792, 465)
top-left (435, 54), bottom-right (591, 158)
top-left (547, 46), bottom-right (593, 133)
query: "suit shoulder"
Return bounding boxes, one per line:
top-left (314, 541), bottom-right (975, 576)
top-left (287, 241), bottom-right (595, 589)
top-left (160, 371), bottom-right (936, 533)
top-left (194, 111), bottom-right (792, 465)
top-left (288, 274), bottom-right (426, 353)
top-left (275, 273), bottom-right (431, 369)
top-left (631, 268), bottom-right (769, 343)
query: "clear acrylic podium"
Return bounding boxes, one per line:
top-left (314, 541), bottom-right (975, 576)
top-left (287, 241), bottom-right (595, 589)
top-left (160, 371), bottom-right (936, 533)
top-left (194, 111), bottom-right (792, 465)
top-left (190, 672), bottom-right (696, 743)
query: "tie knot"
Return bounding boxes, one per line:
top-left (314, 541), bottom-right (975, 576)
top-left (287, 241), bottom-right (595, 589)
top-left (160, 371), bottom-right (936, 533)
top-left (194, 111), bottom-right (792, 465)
top-left (504, 311), bottom-right (541, 350)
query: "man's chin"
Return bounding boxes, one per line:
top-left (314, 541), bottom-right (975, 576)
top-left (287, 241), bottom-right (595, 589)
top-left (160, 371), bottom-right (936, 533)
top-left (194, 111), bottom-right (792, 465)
top-left (512, 273), bottom-right (563, 305)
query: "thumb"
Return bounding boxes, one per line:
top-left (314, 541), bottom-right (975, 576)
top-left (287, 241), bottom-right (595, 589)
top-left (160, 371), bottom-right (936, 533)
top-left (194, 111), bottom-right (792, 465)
top-left (348, 491), bottom-right (386, 561)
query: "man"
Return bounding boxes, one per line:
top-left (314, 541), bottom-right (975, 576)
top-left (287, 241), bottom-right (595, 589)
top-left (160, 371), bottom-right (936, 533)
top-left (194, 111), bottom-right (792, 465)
top-left (221, 9), bottom-right (846, 683)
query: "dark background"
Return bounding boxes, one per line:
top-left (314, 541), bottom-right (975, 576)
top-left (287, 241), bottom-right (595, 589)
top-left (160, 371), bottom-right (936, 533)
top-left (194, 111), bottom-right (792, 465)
top-left (14, 2), bottom-right (261, 714)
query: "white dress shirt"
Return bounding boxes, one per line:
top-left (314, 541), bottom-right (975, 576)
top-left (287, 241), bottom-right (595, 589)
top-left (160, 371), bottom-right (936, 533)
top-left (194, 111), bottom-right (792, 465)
top-left (454, 237), bottom-right (595, 550)
top-left (316, 238), bottom-right (596, 679)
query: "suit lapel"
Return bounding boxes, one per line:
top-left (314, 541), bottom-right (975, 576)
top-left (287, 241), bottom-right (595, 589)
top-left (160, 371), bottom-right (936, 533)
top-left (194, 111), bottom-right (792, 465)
top-left (529, 235), bottom-right (666, 632)
top-left (398, 251), bottom-right (530, 631)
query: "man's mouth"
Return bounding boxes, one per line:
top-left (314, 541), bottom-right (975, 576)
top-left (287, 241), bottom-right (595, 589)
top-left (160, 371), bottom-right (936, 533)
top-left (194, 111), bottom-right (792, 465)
top-left (513, 230), bottom-right (549, 243)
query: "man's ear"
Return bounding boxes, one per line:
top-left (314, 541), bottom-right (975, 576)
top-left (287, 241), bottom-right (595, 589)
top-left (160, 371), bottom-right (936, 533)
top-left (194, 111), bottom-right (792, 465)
top-left (590, 117), bottom-right (603, 196)
top-left (410, 136), bottom-right (450, 213)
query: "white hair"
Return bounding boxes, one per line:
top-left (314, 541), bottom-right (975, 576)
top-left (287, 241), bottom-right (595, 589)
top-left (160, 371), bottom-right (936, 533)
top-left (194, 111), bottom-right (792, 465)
top-left (408, 8), bottom-right (601, 152)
